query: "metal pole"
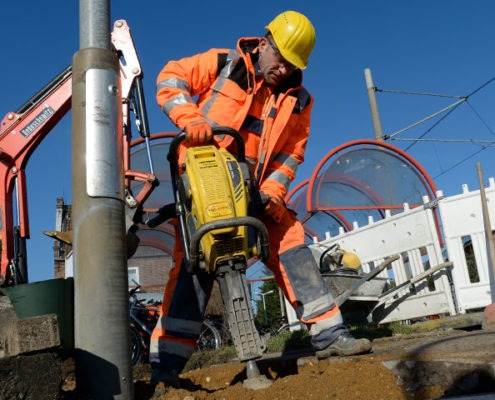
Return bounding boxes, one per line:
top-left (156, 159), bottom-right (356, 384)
top-left (477, 162), bottom-right (495, 302)
top-left (73, 1), bottom-right (133, 398)
top-left (262, 295), bottom-right (268, 326)
top-left (278, 287), bottom-right (286, 318)
top-left (256, 290), bottom-right (274, 326)
top-left (364, 68), bottom-right (384, 141)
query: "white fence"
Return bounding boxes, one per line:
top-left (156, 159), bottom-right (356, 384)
top-left (438, 178), bottom-right (495, 313)
top-left (285, 179), bottom-right (495, 326)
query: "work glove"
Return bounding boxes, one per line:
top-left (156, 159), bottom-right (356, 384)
top-left (184, 119), bottom-right (212, 145)
top-left (259, 191), bottom-right (286, 222)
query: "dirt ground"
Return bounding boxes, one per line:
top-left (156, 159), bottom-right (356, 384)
top-left (131, 355), bottom-right (435, 400)
top-left (60, 347), bottom-right (426, 400)
top-left (59, 328), bottom-right (495, 400)
top-left (132, 329), bottom-right (495, 400)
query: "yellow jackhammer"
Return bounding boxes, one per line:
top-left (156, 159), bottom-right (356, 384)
top-left (149, 127), bottom-right (272, 388)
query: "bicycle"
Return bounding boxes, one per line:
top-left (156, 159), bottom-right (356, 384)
top-left (254, 316), bottom-right (299, 340)
top-left (129, 286), bottom-right (224, 365)
top-left (197, 318), bottom-right (223, 351)
top-left (129, 286), bottom-right (161, 365)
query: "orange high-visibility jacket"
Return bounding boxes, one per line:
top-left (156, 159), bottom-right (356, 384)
top-left (156, 37), bottom-right (313, 202)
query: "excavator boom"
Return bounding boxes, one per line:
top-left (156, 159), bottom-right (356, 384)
top-left (0, 20), bottom-right (155, 285)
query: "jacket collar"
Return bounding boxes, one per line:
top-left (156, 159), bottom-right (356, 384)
top-left (237, 37), bottom-right (304, 92)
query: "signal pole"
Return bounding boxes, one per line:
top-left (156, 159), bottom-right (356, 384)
top-left (364, 68), bottom-right (385, 141)
top-left (72, 0), bottom-right (133, 398)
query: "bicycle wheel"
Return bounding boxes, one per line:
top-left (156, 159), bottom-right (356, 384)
top-left (197, 319), bottom-right (222, 351)
top-left (130, 326), bottom-right (143, 365)
top-left (277, 324), bottom-right (290, 333)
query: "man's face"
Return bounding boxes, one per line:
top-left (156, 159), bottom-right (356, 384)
top-left (258, 37), bottom-right (298, 86)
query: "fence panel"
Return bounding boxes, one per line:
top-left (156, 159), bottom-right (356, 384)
top-left (438, 179), bottom-right (495, 312)
top-left (303, 200), bottom-right (456, 324)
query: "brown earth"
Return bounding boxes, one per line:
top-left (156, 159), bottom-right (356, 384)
top-left (129, 328), bottom-right (495, 400)
top-left (135, 357), bottom-right (416, 400)
top-left (60, 328), bottom-right (495, 400)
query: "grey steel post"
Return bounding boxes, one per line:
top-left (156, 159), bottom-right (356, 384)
top-left (364, 68), bottom-right (384, 141)
top-left (477, 162), bottom-right (495, 302)
top-left (72, 0), bottom-right (133, 398)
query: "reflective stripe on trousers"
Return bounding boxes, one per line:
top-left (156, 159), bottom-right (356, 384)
top-left (149, 240), bottom-right (215, 371)
top-left (261, 210), bottom-right (346, 349)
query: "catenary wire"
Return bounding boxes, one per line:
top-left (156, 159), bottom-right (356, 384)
top-left (375, 75), bottom-right (495, 174)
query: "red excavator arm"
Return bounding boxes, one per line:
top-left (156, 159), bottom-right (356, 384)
top-left (0, 20), bottom-right (156, 286)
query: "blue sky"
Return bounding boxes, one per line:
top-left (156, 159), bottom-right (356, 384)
top-left (2, 1), bottom-right (495, 283)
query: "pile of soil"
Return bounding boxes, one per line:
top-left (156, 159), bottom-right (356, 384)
top-left (131, 355), bottom-right (441, 400)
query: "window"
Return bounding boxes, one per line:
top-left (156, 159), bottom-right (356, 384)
top-left (128, 267), bottom-right (140, 286)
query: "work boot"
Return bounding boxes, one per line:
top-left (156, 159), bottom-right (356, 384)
top-left (315, 332), bottom-right (372, 359)
top-left (150, 368), bottom-right (180, 397)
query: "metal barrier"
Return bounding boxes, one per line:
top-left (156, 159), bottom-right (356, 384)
top-left (285, 196), bottom-right (459, 326)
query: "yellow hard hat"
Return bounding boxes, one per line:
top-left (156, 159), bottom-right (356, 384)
top-left (342, 251), bottom-right (362, 269)
top-left (265, 10), bottom-right (316, 70)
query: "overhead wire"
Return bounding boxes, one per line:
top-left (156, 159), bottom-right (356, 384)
top-left (390, 138), bottom-right (495, 144)
top-left (465, 100), bottom-right (495, 138)
top-left (403, 100), bottom-right (465, 151)
top-left (433, 144), bottom-right (495, 179)
top-left (384, 98), bottom-right (466, 142)
top-left (376, 87), bottom-right (464, 99)
top-left (375, 74), bottom-right (495, 175)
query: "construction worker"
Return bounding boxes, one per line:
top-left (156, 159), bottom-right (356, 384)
top-left (150, 10), bottom-right (371, 388)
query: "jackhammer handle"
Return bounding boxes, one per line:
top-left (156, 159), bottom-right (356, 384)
top-left (166, 127), bottom-right (247, 233)
top-left (189, 216), bottom-right (270, 273)
top-left (167, 127), bottom-right (246, 170)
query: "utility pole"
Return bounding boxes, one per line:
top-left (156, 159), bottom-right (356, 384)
top-left (364, 68), bottom-right (384, 141)
top-left (477, 163), bottom-right (495, 303)
top-left (72, 0), bottom-right (133, 398)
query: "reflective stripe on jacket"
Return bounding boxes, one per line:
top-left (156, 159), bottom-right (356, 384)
top-left (156, 37), bottom-right (313, 200)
